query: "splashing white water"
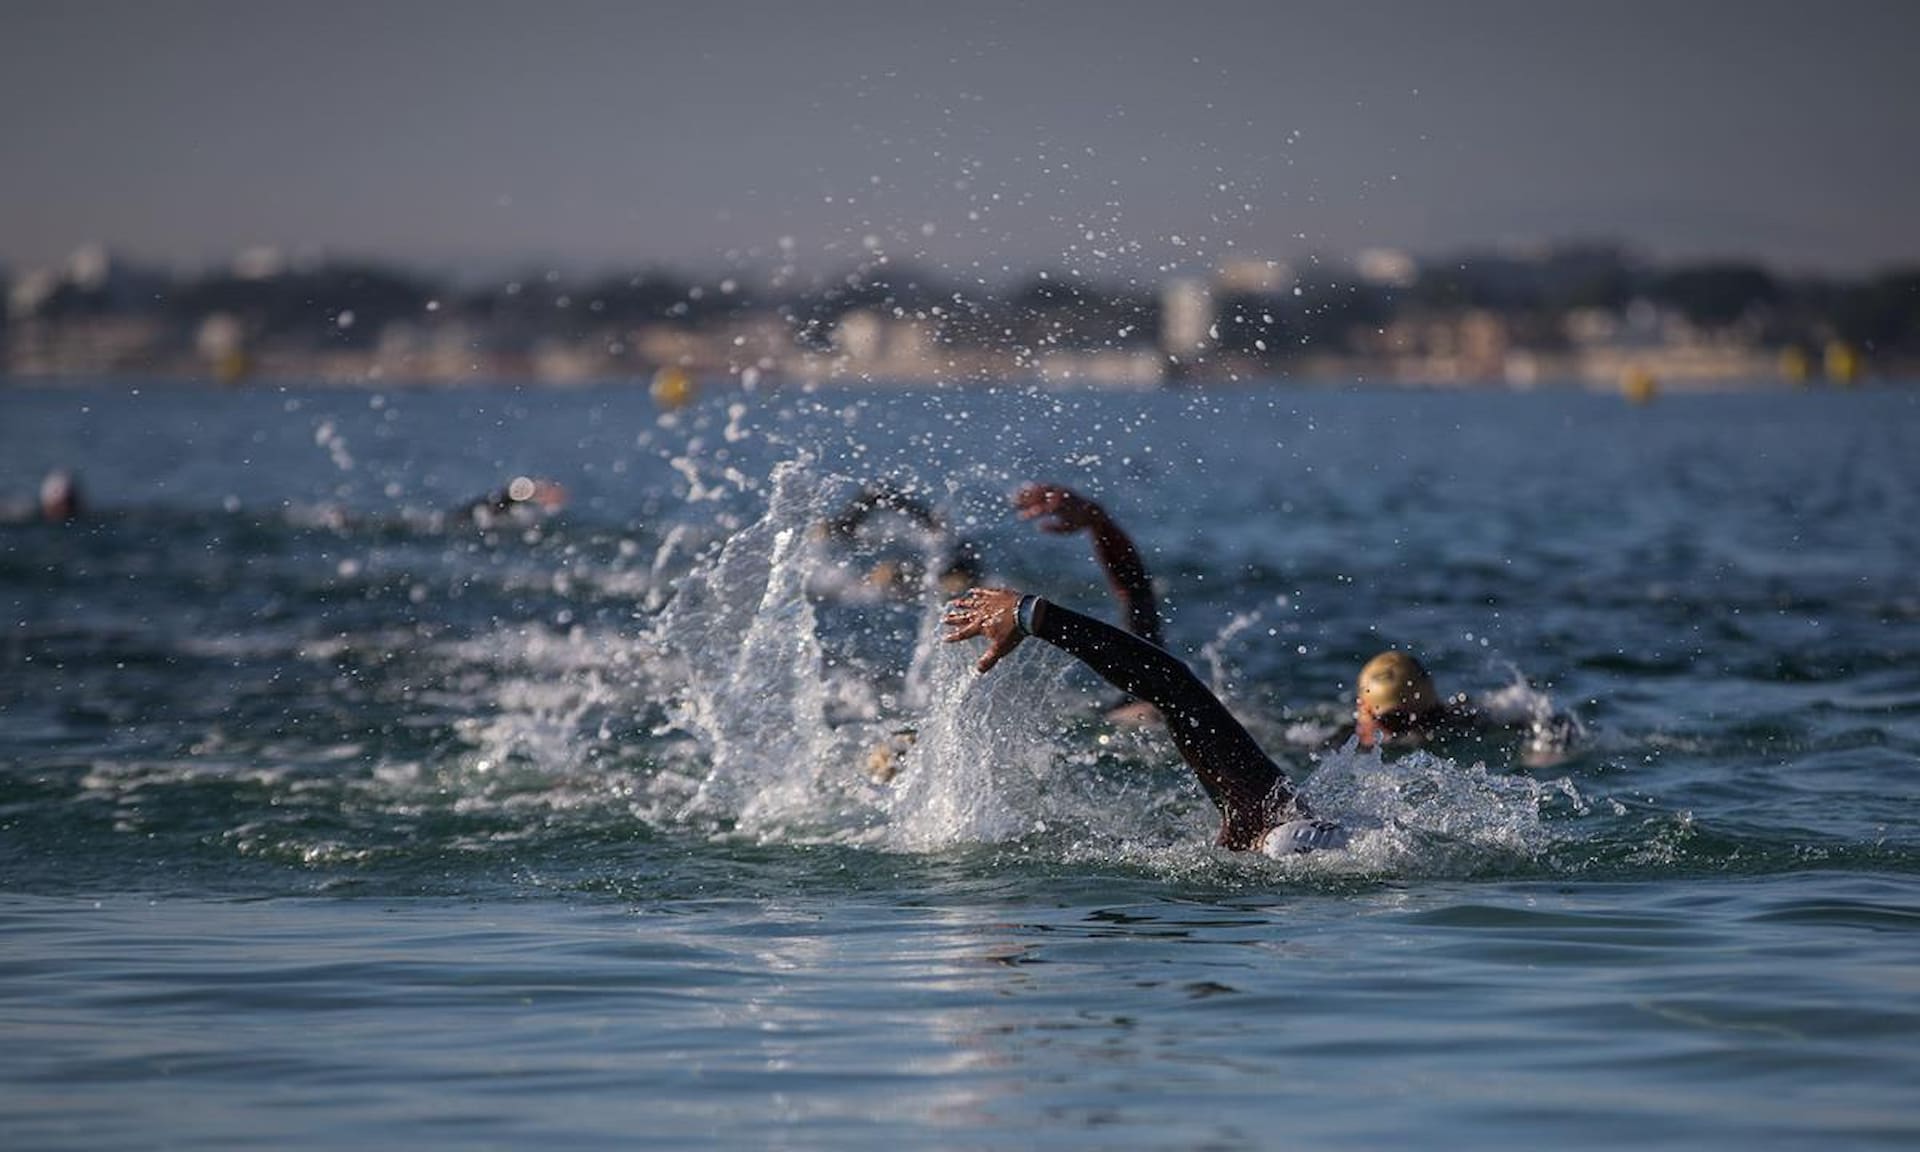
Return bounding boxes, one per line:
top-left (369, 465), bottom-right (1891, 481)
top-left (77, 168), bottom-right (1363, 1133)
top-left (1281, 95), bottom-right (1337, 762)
top-left (1302, 740), bottom-right (1573, 872)
top-left (628, 455), bottom-right (1579, 876)
top-left (1476, 665), bottom-right (1586, 767)
top-left (650, 462), bottom-right (836, 836)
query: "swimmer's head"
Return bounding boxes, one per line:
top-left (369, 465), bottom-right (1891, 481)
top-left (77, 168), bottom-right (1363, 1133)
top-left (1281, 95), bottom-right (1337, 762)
top-left (936, 541), bottom-right (985, 596)
top-left (39, 470), bottom-right (81, 523)
top-left (865, 558), bottom-right (907, 591)
top-left (936, 567), bottom-right (974, 597)
top-left (507, 476), bottom-right (567, 511)
top-left (1354, 650), bottom-right (1439, 746)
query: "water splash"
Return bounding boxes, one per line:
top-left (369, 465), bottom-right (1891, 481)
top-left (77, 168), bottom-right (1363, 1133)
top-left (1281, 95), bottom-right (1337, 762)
top-left (649, 461), bottom-right (837, 836)
top-left (640, 459), bottom-right (1092, 853)
top-left (1476, 664), bottom-right (1587, 766)
top-left (624, 455), bottom-right (1615, 877)
top-left (877, 641), bottom-right (1066, 851)
top-left (1303, 740), bottom-right (1571, 874)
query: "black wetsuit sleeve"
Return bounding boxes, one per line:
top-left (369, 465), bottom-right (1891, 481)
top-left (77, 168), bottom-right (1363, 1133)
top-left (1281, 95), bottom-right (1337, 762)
top-left (1028, 599), bottom-right (1296, 848)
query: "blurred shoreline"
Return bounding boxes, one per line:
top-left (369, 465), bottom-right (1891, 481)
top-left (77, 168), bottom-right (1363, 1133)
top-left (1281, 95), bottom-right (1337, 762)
top-left (6, 242), bottom-right (1916, 394)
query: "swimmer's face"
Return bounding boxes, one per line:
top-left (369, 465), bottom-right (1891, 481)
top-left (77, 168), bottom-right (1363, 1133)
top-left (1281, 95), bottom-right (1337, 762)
top-left (39, 471), bottom-right (79, 522)
top-left (507, 477), bottom-right (567, 511)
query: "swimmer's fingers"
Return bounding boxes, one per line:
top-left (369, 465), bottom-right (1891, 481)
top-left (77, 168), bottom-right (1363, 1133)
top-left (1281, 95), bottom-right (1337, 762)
top-left (1010, 484), bottom-right (1056, 520)
top-left (942, 588), bottom-right (1025, 672)
top-left (1012, 484), bottom-right (1091, 533)
top-left (940, 588), bottom-right (1000, 642)
top-left (940, 608), bottom-right (984, 642)
top-left (974, 630), bottom-right (1024, 673)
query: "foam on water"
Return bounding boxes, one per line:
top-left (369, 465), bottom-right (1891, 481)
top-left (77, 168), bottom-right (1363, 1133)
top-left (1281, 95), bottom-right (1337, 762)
top-left (1301, 741), bottom-right (1569, 873)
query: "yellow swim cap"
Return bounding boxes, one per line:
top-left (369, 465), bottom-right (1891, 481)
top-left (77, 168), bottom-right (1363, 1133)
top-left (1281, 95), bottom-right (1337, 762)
top-left (1357, 651), bottom-right (1438, 718)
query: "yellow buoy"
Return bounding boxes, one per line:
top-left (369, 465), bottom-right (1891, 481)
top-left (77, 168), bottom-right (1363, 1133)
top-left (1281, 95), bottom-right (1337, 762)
top-left (1779, 346), bottom-right (1810, 386)
top-left (1823, 342), bottom-right (1860, 386)
top-left (1621, 366), bottom-right (1657, 405)
top-left (213, 348), bottom-right (251, 386)
top-left (650, 365), bottom-right (695, 410)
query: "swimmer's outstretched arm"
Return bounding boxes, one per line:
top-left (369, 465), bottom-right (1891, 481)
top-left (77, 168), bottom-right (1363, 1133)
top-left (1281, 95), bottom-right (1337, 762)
top-left (943, 588), bottom-right (1292, 846)
top-left (1013, 484), bottom-right (1162, 646)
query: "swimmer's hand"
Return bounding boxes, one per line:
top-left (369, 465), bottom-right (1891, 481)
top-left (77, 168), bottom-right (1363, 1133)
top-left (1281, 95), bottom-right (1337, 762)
top-left (1012, 483), bottom-right (1100, 535)
top-left (942, 587), bottom-right (1029, 673)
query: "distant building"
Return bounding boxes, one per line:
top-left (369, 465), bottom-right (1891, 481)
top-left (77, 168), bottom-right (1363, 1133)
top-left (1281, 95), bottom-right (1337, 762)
top-left (6, 314), bottom-right (168, 377)
top-left (67, 244), bottom-right (112, 290)
top-left (1368, 308), bottom-right (1513, 384)
top-left (1216, 257), bottom-right (1294, 295)
top-left (1032, 348), bottom-right (1164, 389)
top-left (7, 268), bottom-right (58, 321)
top-left (231, 247), bottom-right (287, 281)
top-left (1355, 248), bottom-right (1418, 288)
top-left (1160, 278), bottom-right (1213, 360)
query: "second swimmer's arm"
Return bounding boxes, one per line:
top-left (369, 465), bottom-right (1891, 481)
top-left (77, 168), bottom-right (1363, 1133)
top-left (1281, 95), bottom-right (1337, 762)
top-left (1013, 484), bottom-right (1163, 645)
top-left (1084, 506), bottom-right (1164, 647)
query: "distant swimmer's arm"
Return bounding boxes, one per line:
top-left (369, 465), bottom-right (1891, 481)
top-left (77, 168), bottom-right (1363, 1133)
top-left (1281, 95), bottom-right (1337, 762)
top-left (1012, 484), bottom-right (1162, 645)
top-left (942, 588), bottom-right (1289, 832)
top-left (826, 481), bottom-right (943, 539)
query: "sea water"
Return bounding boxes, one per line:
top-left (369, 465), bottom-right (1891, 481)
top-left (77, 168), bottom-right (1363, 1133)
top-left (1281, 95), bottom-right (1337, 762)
top-left (2, 380), bottom-right (1917, 1149)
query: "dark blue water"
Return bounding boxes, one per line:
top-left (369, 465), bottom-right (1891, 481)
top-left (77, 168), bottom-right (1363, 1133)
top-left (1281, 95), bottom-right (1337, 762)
top-left (3, 379), bottom-right (1918, 1148)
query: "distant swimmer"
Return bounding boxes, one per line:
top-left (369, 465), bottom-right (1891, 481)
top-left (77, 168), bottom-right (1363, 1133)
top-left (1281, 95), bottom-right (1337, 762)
top-left (1012, 482), bottom-right (1164, 724)
top-left (1328, 649), bottom-right (1580, 766)
top-left (39, 470), bottom-right (83, 523)
top-left (453, 476), bottom-right (568, 531)
top-left (1, 469), bottom-right (84, 525)
top-left (820, 481), bottom-right (983, 598)
top-left (943, 587), bottom-right (1348, 857)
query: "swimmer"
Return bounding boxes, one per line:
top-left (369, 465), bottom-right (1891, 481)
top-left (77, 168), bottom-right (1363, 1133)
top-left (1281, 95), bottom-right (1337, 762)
top-left (821, 481), bottom-right (983, 598)
top-left (1351, 650), bottom-right (1478, 749)
top-left (827, 482), bottom-right (983, 783)
top-left (824, 481), bottom-right (983, 597)
top-left (2, 470), bottom-right (85, 525)
top-left (1330, 650), bottom-right (1579, 765)
top-left (943, 587), bottom-right (1347, 857)
top-left (454, 476), bottom-right (568, 530)
top-left (39, 470), bottom-right (83, 523)
top-left (864, 728), bottom-right (918, 785)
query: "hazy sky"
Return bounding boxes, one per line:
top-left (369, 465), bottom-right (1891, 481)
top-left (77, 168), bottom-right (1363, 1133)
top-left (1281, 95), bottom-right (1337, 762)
top-left (3, 0), bottom-right (1915, 283)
